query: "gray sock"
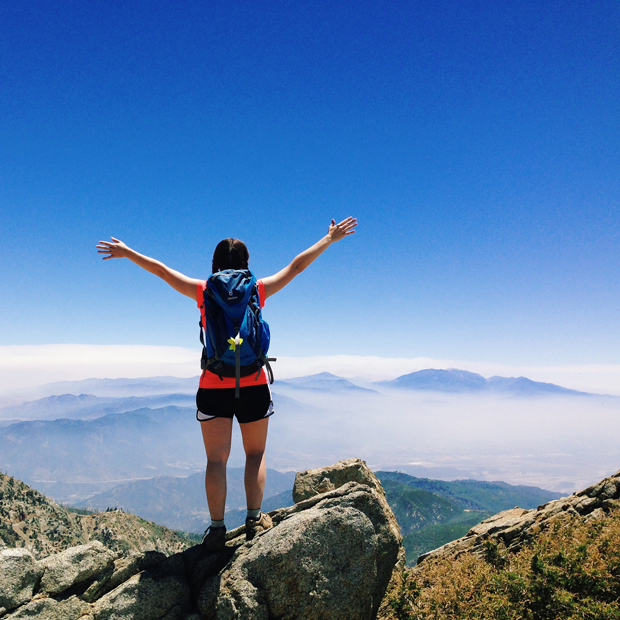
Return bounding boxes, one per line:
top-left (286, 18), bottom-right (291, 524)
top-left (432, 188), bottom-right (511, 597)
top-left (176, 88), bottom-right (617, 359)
top-left (210, 519), bottom-right (225, 529)
top-left (246, 508), bottom-right (260, 520)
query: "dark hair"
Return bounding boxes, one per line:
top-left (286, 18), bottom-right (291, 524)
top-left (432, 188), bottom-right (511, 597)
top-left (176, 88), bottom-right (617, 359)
top-left (212, 238), bottom-right (250, 273)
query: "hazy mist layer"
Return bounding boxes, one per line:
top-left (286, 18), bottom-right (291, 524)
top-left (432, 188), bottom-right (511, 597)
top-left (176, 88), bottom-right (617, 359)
top-left (1, 374), bottom-right (618, 496)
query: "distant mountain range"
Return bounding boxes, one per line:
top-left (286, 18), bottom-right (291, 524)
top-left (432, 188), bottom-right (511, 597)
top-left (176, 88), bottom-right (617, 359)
top-left (0, 406), bottom-right (204, 484)
top-left (6, 375), bottom-right (199, 400)
top-left (0, 373), bottom-right (373, 423)
top-left (380, 368), bottom-right (592, 396)
top-left (0, 370), bottom-right (598, 413)
top-left (75, 468), bottom-right (296, 533)
top-left (0, 392), bottom-right (196, 421)
top-left (275, 372), bottom-right (377, 393)
top-left (0, 392), bottom-right (316, 496)
top-left (0, 369), bottom-right (607, 511)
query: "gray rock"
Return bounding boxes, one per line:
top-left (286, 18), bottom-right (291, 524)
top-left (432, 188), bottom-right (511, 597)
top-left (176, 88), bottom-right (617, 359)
top-left (585, 507), bottom-right (606, 522)
top-left (573, 496), bottom-right (599, 514)
top-left (0, 548), bottom-right (42, 613)
top-left (199, 482), bottom-right (401, 620)
top-left (292, 457), bottom-right (404, 573)
top-left (92, 553), bottom-right (190, 620)
top-left (182, 543), bottom-right (235, 609)
top-left (602, 498), bottom-right (620, 511)
top-left (4, 595), bottom-right (89, 620)
top-left (293, 457), bottom-right (383, 502)
top-left (80, 563), bottom-right (115, 603)
top-left (36, 541), bottom-right (117, 597)
top-left (81, 550), bottom-right (167, 603)
top-left (219, 506), bottom-right (376, 620)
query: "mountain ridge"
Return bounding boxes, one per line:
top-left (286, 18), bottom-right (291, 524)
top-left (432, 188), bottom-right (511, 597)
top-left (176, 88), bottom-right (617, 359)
top-left (0, 392), bottom-right (196, 421)
top-left (1, 369), bottom-right (602, 405)
top-left (381, 368), bottom-right (594, 396)
top-left (75, 469), bottom-right (296, 533)
top-left (276, 372), bottom-right (378, 393)
top-left (0, 472), bottom-right (195, 559)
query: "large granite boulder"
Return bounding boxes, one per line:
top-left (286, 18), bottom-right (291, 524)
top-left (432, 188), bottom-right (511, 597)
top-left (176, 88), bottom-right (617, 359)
top-left (0, 549), bottom-right (43, 615)
top-left (37, 541), bottom-right (117, 597)
top-left (197, 481), bottom-right (401, 619)
top-left (2, 459), bottom-right (403, 620)
top-left (5, 596), bottom-right (90, 620)
top-left (292, 458), bottom-right (403, 566)
top-left (92, 553), bottom-right (190, 620)
top-left (417, 467), bottom-right (620, 565)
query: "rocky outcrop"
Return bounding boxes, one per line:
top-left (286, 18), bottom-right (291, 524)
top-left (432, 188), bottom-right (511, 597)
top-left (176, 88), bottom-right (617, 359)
top-left (292, 457), bottom-right (405, 576)
top-left (0, 548), bottom-right (43, 614)
top-left (293, 457), bottom-right (386, 502)
top-left (1, 459), bottom-right (402, 620)
top-left (0, 473), bottom-right (194, 559)
top-left (417, 467), bottom-right (620, 565)
top-left (200, 478), bottom-right (401, 619)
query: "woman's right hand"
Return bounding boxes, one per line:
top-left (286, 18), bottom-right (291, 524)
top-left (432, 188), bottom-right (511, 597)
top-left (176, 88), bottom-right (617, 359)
top-left (96, 237), bottom-right (130, 260)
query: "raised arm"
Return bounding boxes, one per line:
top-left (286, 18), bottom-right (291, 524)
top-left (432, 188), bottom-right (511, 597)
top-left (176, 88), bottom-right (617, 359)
top-left (261, 217), bottom-right (357, 299)
top-left (96, 237), bottom-right (202, 301)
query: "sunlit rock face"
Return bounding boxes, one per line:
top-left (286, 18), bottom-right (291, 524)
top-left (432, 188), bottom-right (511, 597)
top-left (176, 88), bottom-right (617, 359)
top-left (0, 459), bottom-right (403, 620)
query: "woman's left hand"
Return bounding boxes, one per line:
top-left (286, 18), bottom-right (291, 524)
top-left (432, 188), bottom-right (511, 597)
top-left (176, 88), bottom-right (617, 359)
top-left (328, 217), bottom-right (357, 242)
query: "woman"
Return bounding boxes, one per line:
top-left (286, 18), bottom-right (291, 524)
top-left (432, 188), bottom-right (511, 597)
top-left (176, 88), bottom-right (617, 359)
top-left (97, 217), bottom-right (357, 550)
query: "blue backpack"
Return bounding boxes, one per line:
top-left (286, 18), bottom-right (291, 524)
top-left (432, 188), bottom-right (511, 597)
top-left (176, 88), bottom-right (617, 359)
top-left (199, 269), bottom-right (275, 397)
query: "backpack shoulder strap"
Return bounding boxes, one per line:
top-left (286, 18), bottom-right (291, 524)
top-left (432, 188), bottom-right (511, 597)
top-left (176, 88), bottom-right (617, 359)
top-left (198, 280), bottom-right (222, 371)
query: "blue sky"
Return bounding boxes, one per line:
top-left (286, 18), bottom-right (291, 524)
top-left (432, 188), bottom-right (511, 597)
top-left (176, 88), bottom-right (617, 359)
top-left (1, 0), bottom-right (619, 368)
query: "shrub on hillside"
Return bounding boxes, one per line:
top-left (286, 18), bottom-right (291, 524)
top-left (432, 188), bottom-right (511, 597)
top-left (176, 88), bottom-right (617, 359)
top-left (380, 509), bottom-right (620, 620)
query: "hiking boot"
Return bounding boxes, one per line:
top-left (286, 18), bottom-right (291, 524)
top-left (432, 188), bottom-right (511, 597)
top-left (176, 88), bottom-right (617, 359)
top-left (201, 525), bottom-right (226, 551)
top-left (245, 512), bottom-right (273, 541)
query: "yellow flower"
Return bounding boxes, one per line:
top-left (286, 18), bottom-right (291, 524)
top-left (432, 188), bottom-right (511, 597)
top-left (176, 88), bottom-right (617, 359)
top-left (227, 336), bottom-right (243, 351)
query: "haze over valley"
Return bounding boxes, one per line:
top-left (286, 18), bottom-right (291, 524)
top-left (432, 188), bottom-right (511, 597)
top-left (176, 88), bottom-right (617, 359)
top-left (1, 369), bottom-right (617, 500)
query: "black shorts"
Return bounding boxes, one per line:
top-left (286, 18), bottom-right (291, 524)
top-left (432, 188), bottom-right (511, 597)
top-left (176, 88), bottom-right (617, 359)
top-left (196, 384), bottom-right (274, 424)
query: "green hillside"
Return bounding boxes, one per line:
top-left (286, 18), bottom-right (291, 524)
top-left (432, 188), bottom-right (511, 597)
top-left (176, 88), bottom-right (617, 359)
top-left (377, 471), bottom-right (563, 512)
top-left (376, 471), bottom-right (562, 565)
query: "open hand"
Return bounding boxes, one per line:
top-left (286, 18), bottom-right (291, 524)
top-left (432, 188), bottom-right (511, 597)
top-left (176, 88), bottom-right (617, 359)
top-left (328, 217), bottom-right (357, 242)
top-left (96, 237), bottom-right (130, 260)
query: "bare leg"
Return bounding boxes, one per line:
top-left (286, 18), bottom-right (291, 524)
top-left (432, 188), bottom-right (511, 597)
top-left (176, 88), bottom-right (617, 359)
top-left (200, 418), bottom-right (233, 521)
top-left (240, 417), bottom-right (269, 510)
